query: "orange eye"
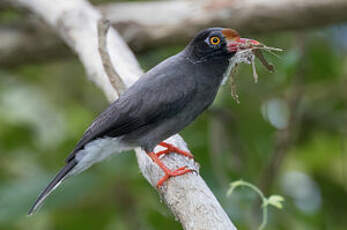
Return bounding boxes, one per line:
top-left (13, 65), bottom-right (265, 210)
top-left (209, 36), bottom-right (221, 45)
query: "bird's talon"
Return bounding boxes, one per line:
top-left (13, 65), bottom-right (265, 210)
top-left (149, 143), bottom-right (194, 187)
top-left (155, 149), bottom-right (170, 157)
top-left (156, 166), bottom-right (192, 188)
top-left (158, 142), bottom-right (194, 158)
top-left (171, 168), bottom-right (191, 176)
top-left (174, 166), bottom-right (188, 171)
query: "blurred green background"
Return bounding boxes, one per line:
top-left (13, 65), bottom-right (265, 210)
top-left (1, 1), bottom-right (347, 230)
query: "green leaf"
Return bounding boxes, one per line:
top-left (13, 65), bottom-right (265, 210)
top-left (267, 195), bottom-right (285, 209)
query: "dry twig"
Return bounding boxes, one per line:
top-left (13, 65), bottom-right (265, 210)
top-left (97, 18), bottom-right (126, 96)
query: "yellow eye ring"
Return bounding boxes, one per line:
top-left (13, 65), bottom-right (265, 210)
top-left (209, 36), bottom-right (221, 45)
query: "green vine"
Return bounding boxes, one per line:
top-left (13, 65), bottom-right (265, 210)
top-left (227, 180), bottom-right (285, 230)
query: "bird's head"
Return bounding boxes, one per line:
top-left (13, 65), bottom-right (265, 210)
top-left (185, 27), bottom-right (260, 63)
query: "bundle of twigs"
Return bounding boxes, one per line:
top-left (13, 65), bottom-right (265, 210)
top-left (228, 43), bottom-right (283, 103)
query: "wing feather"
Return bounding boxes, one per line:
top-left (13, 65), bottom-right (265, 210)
top-left (66, 71), bottom-right (195, 162)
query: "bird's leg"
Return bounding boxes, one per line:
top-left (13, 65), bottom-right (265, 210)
top-left (146, 142), bottom-right (194, 187)
top-left (155, 142), bottom-right (194, 158)
top-left (147, 151), bottom-right (192, 187)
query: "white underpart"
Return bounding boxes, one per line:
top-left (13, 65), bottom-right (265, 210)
top-left (221, 49), bottom-right (255, 86)
top-left (69, 137), bottom-right (135, 176)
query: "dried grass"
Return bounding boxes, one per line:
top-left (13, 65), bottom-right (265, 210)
top-left (228, 44), bottom-right (283, 103)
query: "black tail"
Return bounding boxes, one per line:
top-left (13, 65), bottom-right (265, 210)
top-left (28, 159), bottom-right (78, 215)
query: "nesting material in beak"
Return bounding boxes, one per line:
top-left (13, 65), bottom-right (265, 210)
top-left (221, 28), bottom-right (283, 103)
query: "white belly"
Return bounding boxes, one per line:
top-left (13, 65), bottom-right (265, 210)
top-left (69, 137), bottom-right (135, 176)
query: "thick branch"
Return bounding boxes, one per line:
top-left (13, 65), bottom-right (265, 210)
top-left (4, 0), bottom-right (347, 67)
top-left (13, 0), bottom-right (237, 229)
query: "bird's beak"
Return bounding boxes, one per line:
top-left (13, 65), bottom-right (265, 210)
top-left (227, 38), bottom-right (261, 52)
top-left (222, 28), bottom-right (260, 53)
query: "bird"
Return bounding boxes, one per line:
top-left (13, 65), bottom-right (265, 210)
top-left (28, 27), bottom-right (260, 215)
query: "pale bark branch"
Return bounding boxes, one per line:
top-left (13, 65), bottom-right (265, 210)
top-left (3, 0), bottom-right (347, 67)
top-left (97, 18), bottom-right (126, 96)
top-left (13, 0), bottom-right (237, 229)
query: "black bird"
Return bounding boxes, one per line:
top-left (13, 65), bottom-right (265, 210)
top-left (28, 27), bottom-right (260, 214)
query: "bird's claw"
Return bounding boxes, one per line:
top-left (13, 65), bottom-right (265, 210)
top-left (157, 142), bottom-right (194, 158)
top-left (156, 166), bottom-right (192, 188)
top-left (147, 143), bottom-right (194, 188)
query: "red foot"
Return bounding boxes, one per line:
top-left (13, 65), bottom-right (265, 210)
top-left (147, 143), bottom-right (193, 187)
top-left (155, 142), bottom-right (194, 158)
top-left (156, 166), bottom-right (192, 187)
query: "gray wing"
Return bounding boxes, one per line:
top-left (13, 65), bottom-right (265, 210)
top-left (66, 70), bottom-right (196, 162)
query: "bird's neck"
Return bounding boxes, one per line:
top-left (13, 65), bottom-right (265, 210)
top-left (178, 50), bottom-right (235, 89)
top-left (195, 57), bottom-right (231, 82)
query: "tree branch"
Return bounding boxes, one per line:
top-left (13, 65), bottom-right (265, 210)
top-left (4, 0), bottom-right (347, 67)
top-left (97, 18), bottom-right (126, 96)
top-left (13, 0), bottom-right (237, 229)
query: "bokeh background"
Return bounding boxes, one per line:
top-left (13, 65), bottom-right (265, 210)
top-left (1, 0), bottom-right (347, 230)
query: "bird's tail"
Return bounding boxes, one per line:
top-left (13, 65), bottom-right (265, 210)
top-left (28, 159), bottom-right (78, 215)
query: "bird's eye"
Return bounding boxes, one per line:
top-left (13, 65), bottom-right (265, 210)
top-left (209, 36), bottom-right (221, 45)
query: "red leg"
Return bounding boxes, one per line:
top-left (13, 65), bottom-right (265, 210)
top-left (147, 152), bottom-right (192, 187)
top-left (157, 142), bottom-right (194, 158)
